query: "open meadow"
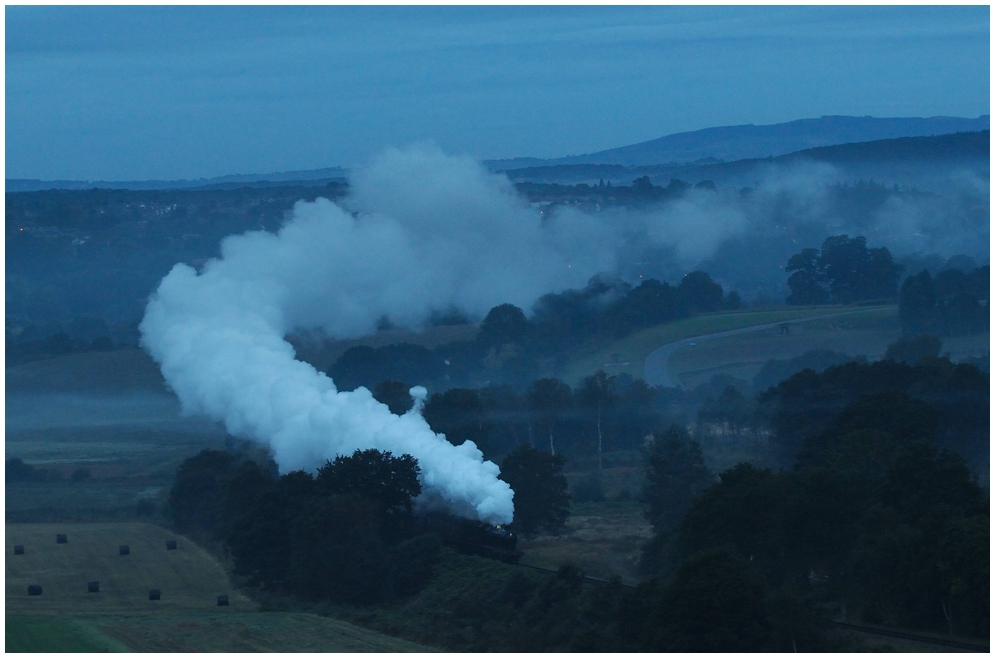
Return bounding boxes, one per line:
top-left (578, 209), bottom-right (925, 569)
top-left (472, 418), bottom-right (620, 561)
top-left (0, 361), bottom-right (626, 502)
top-left (561, 304), bottom-right (898, 386)
top-left (5, 522), bottom-right (434, 652)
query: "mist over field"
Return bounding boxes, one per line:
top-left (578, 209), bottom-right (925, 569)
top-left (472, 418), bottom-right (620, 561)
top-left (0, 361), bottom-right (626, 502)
top-left (6, 6), bottom-right (989, 651)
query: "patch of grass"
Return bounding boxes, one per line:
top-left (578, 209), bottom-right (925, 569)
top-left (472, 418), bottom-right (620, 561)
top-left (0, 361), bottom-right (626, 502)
top-left (90, 611), bottom-right (435, 652)
top-left (5, 348), bottom-right (168, 395)
top-left (518, 498), bottom-right (651, 584)
top-left (5, 615), bottom-right (128, 652)
top-left (6, 522), bottom-right (255, 615)
top-left (561, 305), bottom-right (892, 386)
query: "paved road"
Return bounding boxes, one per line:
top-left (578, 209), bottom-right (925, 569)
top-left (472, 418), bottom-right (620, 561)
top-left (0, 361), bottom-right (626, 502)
top-left (643, 309), bottom-right (882, 388)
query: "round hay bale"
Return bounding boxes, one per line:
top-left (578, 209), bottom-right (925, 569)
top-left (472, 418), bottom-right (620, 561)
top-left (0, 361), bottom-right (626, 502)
top-left (166, 539), bottom-right (178, 550)
top-left (217, 594), bottom-right (229, 606)
top-left (56, 534), bottom-right (68, 544)
top-left (14, 544), bottom-right (25, 555)
top-left (28, 585), bottom-right (43, 596)
top-left (87, 581), bottom-right (100, 593)
top-left (119, 544), bottom-right (130, 555)
top-left (148, 589), bottom-right (161, 601)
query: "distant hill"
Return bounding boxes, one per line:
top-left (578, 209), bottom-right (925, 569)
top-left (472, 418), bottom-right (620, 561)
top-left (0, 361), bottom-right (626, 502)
top-left (500, 130), bottom-right (990, 185)
top-left (6, 167), bottom-right (349, 193)
top-left (486, 115), bottom-right (990, 169)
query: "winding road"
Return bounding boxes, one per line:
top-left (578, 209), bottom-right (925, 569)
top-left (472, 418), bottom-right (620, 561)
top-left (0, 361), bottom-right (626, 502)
top-left (643, 309), bottom-right (883, 388)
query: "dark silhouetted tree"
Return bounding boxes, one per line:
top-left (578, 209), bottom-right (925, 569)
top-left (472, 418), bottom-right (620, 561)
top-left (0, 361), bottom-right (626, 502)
top-left (884, 334), bottom-right (942, 365)
top-left (641, 425), bottom-right (713, 537)
top-left (316, 448), bottom-right (421, 514)
top-left (372, 380), bottom-right (413, 415)
top-left (499, 444), bottom-right (570, 536)
top-left (527, 378), bottom-right (573, 455)
top-left (577, 370), bottom-right (618, 469)
top-left (477, 303), bottom-right (528, 349)
top-left (678, 271), bottom-right (724, 313)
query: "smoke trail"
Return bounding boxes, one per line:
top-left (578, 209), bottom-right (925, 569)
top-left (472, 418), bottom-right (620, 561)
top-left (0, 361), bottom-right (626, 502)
top-left (140, 145), bottom-right (616, 524)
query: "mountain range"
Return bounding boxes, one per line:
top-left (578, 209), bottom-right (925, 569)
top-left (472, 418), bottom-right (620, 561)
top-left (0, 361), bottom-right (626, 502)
top-left (484, 115), bottom-right (990, 169)
top-left (6, 115), bottom-right (988, 192)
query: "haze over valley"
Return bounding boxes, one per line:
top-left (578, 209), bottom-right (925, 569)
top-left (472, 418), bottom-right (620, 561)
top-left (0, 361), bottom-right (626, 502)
top-left (6, 6), bottom-right (989, 653)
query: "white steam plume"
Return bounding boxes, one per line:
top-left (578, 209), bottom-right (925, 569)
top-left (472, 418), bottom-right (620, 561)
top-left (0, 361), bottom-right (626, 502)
top-left (140, 145), bottom-right (615, 525)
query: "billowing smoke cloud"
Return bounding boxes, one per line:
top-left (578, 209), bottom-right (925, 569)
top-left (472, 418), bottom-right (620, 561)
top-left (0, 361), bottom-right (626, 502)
top-left (140, 145), bottom-right (619, 525)
top-left (140, 143), bottom-right (988, 524)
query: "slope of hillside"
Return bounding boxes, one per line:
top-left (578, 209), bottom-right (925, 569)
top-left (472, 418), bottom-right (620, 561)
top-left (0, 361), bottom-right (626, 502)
top-left (502, 130), bottom-right (989, 185)
top-left (489, 115), bottom-right (990, 168)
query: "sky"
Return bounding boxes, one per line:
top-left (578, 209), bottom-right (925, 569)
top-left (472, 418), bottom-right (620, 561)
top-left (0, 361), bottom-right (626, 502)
top-left (5, 5), bottom-right (990, 181)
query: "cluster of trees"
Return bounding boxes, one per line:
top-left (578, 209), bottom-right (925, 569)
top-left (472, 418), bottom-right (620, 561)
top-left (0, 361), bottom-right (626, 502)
top-left (639, 397), bottom-right (988, 638)
top-left (358, 550), bottom-right (827, 652)
top-left (372, 371), bottom-right (666, 465)
top-left (169, 448), bottom-right (440, 605)
top-left (756, 353), bottom-right (989, 472)
top-left (168, 442), bottom-right (573, 600)
top-left (785, 234), bottom-right (900, 305)
top-left (636, 344), bottom-right (989, 640)
top-left (329, 270), bottom-right (740, 392)
top-left (899, 266), bottom-right (989, 337)
top-left (513, 177), bottom-right (714, 208)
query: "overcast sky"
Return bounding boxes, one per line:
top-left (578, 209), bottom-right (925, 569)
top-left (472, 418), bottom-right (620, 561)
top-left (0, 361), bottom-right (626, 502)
top-left (6, 5), bottom-right (990, 181)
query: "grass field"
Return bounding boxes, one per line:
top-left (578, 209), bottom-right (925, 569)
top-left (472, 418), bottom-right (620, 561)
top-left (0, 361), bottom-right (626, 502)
top-left (6, 615), bottom-right (130, 652)
top-left (560, 305), bottom-right (897, 386)
top-left (6, 348), bottom-right (228, 523)
top-left (5, 522), bottom-right (435, 652)
top-left (6, 523), bottom-right (255, 614)
top-left (518, 498), bottom-right (651, 584)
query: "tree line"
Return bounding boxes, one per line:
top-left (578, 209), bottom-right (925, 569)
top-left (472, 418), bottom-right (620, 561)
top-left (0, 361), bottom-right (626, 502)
top-left (329, 270), bottom-right (741, 392)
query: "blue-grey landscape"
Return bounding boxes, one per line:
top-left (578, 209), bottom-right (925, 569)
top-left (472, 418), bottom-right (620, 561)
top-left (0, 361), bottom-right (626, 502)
top-left (6, 6), bottom-right (989, 653)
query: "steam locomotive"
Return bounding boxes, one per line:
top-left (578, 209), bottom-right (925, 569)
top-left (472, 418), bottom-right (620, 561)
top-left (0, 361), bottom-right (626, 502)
top-left (422, 511), bottom-right (523, 563)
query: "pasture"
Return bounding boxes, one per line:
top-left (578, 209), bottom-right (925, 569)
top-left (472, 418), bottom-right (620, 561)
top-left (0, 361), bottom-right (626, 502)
top-left (6, 348), bottom-right (228, 522)
top-left (5, 522), bottom-right (435, 651)
top-left (6, 523), bottom-right (254, 614)
top-left (560, 304), bottom-right (897, 386)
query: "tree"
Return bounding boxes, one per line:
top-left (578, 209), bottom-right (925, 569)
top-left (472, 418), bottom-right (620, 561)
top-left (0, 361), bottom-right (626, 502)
top-left (656, 549), bottom-right (771, 652)
top-left (316, 449), bottom-right (421, 515)
top-left (423, 388), bottom-right (490, 450)
top-left (527, 378), bottom-right (573, 455)
top-left (786, 235), bottom-right (900, 305)
top-left (899, 270), bottom-right (939, 335)
top-left (372, 379), bottom-right (413, 415)
top-left (641, 426), bottom-right (713, 537)
top-left (169, 449), bottom-right (237, 535)
top-left (499, 444), bottom-right (570, 536)
top-left (884, 334), bottom-right (942, 365)
top-left (785, 248), bottom-right (828, 305)
top-left (677, 271), bottom-right (724, 313)
top-left (6, 457), bottom-right (46, 482)
top-left (477, 303), bottom-right (528, 350)
top-left (820, 235), bottom-right (900, 303)
top-left (577, 370), bottom-right (618, 469)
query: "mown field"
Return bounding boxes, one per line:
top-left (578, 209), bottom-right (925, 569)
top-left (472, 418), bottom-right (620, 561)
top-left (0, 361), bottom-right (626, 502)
top-left (6, 523), bottom-right (254, 614)
top-left (5, 523), bottom-right (434, 652)
top-left (560, 304), bottom-right (899, 386)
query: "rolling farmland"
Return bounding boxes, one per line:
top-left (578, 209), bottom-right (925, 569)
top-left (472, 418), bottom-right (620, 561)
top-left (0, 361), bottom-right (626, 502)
top-left (5, 522), bottom-right (435, 651)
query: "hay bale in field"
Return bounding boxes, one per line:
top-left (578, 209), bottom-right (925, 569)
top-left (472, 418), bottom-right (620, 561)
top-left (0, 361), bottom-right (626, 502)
top-left (14, 544), bottom-right (24, 555)
top-left (56, 534), bottom-right (68, 544)
top-left (87, 581), bottom-right (100, 593)
top-left (217, 594), bottom-right (229, 606)
top-left (148, 589), bottom-right (161, 601)
top-left (119, 544), bottom-right (130, 555)
top-left (166, 539), bottom-right (177, 550)
top-left (28, 585), bottom-right (43, 596)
